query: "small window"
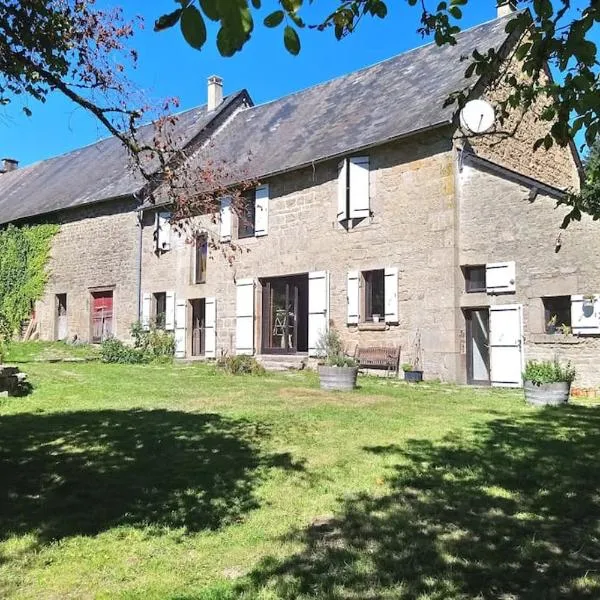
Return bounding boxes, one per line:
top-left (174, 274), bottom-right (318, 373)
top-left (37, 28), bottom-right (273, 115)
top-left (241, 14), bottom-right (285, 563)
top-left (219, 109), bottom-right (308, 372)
top-left (543, 296), bottom-right (571, 333)
top-left (238, 191), bottom-right (256, 239)
top-left (194, 234), bottom-right (208, 284)
top-left (464, 265), bottom-right (486, 293)
top-left (154, 292), bottom-right (166, 329)
top-left (363, 269), bottom-right (385, 322)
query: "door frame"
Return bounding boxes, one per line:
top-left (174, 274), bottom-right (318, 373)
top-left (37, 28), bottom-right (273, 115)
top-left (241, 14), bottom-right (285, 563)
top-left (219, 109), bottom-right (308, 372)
top-left (261, 276), bottom-right (302, 355)
top-left (464, 307), bottom-right (491, 386)
top-left (89, 286), bottom-right (115, 343)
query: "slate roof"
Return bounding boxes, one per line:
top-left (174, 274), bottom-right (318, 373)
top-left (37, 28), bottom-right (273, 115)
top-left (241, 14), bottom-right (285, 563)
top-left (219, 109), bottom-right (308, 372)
top-left (202, 14), bottom-right (515, 182)
top-left (0, 93), bottom-right (244, 224)
top-left (0, 14), bottom-right (516, 223)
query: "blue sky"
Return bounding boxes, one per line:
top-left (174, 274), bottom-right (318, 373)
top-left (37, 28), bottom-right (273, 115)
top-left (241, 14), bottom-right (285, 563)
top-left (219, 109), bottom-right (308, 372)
top-left (0, 1), bottom-right (594, 166)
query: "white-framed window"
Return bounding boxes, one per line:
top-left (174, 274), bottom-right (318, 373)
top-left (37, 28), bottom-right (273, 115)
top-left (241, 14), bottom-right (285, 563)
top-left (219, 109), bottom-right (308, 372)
top-left (462, 261), bottom-right (516, 295)
top-left (347, 267), bottom-right (398, 324)
top-left (337, 156), bottom-right (370, 224)
top-left (154, 211), bottom-right (171, 253)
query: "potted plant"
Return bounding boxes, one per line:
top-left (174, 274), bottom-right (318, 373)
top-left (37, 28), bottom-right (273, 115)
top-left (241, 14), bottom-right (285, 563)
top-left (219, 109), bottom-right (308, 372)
top-left (546, 314), bottom-right (557, 334)
top-left (559, 323), bottom-right (572, 335)
top-left (316, 328), bottom-right (358, 391)
top-left (372, 314), bottom-right (381, 323)
top-left (523, 359), bottom-right (575, 406)
top-left (402, 362), bottom-right (423, 383)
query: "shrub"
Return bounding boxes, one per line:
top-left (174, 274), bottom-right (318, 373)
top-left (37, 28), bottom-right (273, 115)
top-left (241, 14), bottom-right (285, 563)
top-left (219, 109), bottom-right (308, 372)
top-left (217, 354), bottom-right (265, 375)
top-left (523, 359), bottom-right (576, 385)
top-left (100, 322), bottom-right (175, 364)
top-left (316, 328), bottom-right (357, 368)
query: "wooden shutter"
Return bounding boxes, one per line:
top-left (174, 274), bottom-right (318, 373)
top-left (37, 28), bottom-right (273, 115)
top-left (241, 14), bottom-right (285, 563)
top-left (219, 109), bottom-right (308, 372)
top-left (347, 271), bottom-right (360, 325)
top-left (384, 267), bottom-right (399, 323)
top-left (220, 197), bottom-right (232, 242)
top-left (337, 159), bottom-right (348, 222)
top-left (174, 298), bottom-right (187, 358)
top-left (571, 295), bottom-right (600, 335)
top-left (308, 271), bottom-right (329, 356)
top-left (486, 261), bottom-right (516, 294)
top-left (255, 184), bottom-right (269, 237)
top-left (142, 293), bottom-right (151, 330)
top-left (157, 212), bottom-right (171, 251)
top-left (165, 291), bottom-right (176, 331)
top-left (349, 156), bottom-right (370, 219)
top-left (236, 279), bottom-right (255, 355)
top-left (489, 304), bottom-right (523, 387)
top-left (205, 297), bottom-right (217, 358)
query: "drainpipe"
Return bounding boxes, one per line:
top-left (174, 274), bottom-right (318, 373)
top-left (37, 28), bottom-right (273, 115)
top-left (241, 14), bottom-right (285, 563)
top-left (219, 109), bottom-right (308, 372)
top-left (133, 192), bottom-right (144, 322)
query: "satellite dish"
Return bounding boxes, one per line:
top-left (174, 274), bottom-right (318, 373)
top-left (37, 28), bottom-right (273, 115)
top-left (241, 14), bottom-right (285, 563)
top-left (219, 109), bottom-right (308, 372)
top-left (459, 99), bottom-right (495, 134)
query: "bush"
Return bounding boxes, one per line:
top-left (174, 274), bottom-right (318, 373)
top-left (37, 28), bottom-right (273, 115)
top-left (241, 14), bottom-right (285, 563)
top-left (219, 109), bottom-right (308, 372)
top-left (100, 322), bottom-right (175, 364)
top-left (316, 328), bottom-right (357, 368)
top-left (523, 359), bottom-right (576, 385)
top-left (217, 354), bottom-right (265, 375)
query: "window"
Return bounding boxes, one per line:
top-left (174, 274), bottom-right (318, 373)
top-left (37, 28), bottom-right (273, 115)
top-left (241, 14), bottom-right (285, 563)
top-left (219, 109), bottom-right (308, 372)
top-left (193, 234), bottom-right (208, 284)
top-left (154, 292), bottom-right (166, 329)
top-left (363, 270), bottom-right (385, 322)
top-left (543, 296), bottom-right (571, 333)
top-left (154, 211), bottom-right (171, 252)
top-left (464, 265), bottom-right (486, 293)
top-left (337, 156), bottom-right (370, 224)
top-left (238, 191), bottom-right (256, 239)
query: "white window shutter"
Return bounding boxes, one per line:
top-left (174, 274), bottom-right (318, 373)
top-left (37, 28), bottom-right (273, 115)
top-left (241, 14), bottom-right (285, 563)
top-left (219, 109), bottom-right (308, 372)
top-left (384, 267), bottom-right (399, 323)
top-left (174, 299), bottom-right (187, 358)
top-left (255, 185), bottom-right (269, 237)
top-left (486, 261), bottom-right (516, 294)
top-left (347, 271), bottom-right (360, 325)
top-left (157, 212), bottom-right (171, 251)
top-left (142, 293), bottom-right (151, 331)
top-left (236, 279), bottom-right (255, 355)
top-left (220, 197), bottom-right (232, 242)
top-left (337, 159), bottom-right (348, 222)
top-left (205, 297), bottom-right (217, 358)
top-left (308, 271), bottom-right (330, 356)
top-left (349, 156), bottom-right (370, 219)
top-left (571, 295), bottom-right (600, 335)
top-left (165, 291), bottom-right (176, 331)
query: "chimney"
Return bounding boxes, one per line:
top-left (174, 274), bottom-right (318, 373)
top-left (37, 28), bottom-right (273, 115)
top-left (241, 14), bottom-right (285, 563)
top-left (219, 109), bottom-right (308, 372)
top-left (1, 158), bottom-right (18, 173)
top-left (497, 0), bottom-right (517, 17)
top-left (207, 75), bottom-right (223, 112)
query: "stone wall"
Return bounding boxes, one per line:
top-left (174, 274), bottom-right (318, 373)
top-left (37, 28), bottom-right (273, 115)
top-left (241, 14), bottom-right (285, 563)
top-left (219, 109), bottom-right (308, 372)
top-left (458, 159), bottom-right (600, 387)
top-left (141, 130), bottom-right (462, 381)
top-left (35, 198), bottom-right (139, 343)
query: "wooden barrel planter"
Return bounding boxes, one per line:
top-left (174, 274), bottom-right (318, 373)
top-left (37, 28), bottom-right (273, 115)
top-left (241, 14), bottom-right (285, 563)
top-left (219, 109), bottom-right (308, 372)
top-left (318, 366), bottom-right (358, 391)
top-left (524, 380), bottom-right (570, 407)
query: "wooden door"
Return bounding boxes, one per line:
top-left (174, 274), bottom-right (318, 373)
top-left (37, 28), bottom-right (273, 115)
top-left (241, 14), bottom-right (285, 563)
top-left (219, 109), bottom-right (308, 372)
top-left (56, 294), bottom-right (68, 341)
top-left (261, 278), bottom-right (299, 354)
top-left (490, 304), bottom-right (523, 388)
top-left (191, 299), bottom-right (205, 357)
top-left (91, 291), bottom-right (113, 343)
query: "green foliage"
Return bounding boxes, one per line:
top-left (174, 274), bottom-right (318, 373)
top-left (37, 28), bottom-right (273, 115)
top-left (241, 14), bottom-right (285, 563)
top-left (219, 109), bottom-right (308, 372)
top-left (402, 363), bottom-right (415, 372)
top-left (0, 224), bottom-right (58, 349)
top-left (217, 354), bottom-right (266, 375)
top-left (523, 359), bottom-right (576, 385)
top-left (100, 322), bottom-right (174, 364)
top-left (316, 328), bottom-right (357, 368)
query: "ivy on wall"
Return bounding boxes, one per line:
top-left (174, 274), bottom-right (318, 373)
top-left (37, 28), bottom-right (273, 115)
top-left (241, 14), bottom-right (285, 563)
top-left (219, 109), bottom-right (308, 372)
top-left (0, 223), bottom-right (59, 340)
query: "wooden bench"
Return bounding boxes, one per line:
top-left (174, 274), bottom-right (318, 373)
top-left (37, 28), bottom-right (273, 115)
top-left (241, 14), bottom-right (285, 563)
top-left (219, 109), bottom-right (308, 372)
top-left (355, 345), bottom-right (401, 376)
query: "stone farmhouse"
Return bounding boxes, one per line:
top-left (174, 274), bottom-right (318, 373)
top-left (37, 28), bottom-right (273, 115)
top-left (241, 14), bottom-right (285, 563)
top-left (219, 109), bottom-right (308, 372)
top-left (1, 4), bottom-right (599, 388)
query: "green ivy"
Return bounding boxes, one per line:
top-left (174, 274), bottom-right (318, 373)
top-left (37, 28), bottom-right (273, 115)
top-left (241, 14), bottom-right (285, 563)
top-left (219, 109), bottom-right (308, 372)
top-left (0, 223), bottom-right (59, 343)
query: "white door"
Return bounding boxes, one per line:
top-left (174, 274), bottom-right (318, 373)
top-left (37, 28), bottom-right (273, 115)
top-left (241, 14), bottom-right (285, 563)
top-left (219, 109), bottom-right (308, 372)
top-left (205, 297), bottom-right (216, 358)
top-left (236, 279), bottom-right (255, 355)
top-left (308, 271), bottom-right (329, 357)
top-left (174, 298), bottom-right (187, 358)
top-left (489, 304), bottom-right (523, 387)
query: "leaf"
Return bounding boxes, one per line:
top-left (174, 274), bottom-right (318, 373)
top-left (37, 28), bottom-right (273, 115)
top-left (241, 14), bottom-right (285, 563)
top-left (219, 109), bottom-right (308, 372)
top-left (264, 10), bottom-right (284, 28)
top-left (448, 6), bottom-right (462, 19)
top-left (180, 5), bottom-right (207, 50)
top-left (283, 25), bottom-right (300, 55)
top-left (199, 0), bottom-right (220, 21)
top-left (154, 8), bottom-right (183, 32)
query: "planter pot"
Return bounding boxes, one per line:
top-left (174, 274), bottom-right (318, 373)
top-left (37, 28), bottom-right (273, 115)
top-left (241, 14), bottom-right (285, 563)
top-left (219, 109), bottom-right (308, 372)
top-left (404, 370), bottom-right (423, 383)
top-left (524, 380), bottom-right (570, 407)
top-left (546, 325), bottom-right (556, 334)
top-left (372, 315), bottom-right (381, 323)
top-left (318, 365), bottom-right (358, 391)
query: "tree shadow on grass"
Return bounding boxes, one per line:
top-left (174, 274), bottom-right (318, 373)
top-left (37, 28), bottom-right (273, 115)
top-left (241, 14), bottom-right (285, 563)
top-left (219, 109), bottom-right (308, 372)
top-left (240, 405), bottom-right (600, 599)
top-left (0, 409), bottom-right (302, 546)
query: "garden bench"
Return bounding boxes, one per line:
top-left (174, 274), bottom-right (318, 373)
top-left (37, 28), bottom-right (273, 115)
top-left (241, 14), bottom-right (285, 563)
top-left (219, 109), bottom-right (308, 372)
top-left (355, 345), bottom-right (401, 377)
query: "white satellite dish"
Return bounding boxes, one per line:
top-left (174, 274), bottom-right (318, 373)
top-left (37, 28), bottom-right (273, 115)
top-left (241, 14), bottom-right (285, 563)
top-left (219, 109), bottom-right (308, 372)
top-left (459, 99), bottom-right (495, 134)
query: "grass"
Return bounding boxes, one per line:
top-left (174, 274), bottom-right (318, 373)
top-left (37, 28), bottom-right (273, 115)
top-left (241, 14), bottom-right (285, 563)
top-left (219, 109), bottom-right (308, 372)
top-left (1, 342), bottom-right (599, 599)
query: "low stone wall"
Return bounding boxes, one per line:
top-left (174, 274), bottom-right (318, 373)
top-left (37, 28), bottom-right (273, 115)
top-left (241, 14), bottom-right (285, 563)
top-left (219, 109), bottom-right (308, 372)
top-left (0, 365), bottom-right (28, 396)
top-left (525, 335), bottom-right (600, 389)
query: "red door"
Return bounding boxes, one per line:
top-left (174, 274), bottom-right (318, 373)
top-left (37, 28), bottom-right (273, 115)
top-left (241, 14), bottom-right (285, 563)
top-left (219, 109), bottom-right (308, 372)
top-left (91, 291), bottom-right (113, 343)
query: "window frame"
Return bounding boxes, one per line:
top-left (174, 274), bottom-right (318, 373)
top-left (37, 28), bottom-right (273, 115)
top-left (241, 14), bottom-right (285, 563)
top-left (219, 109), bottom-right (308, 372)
top-left (153, 291), bottom-right (167, 329)
top-left (362, 269), bottom-right (385, 322)
top-left (543, 295), bottom-right (571, 334)
top-left (237, 190), bottom-right (256, 239)
top-left (193, 233), bottom-right (208, 284)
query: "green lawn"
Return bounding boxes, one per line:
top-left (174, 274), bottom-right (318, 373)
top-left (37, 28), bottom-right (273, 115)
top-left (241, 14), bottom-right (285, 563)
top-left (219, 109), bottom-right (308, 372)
top-left (1, 343), bottom-right (599, 599)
